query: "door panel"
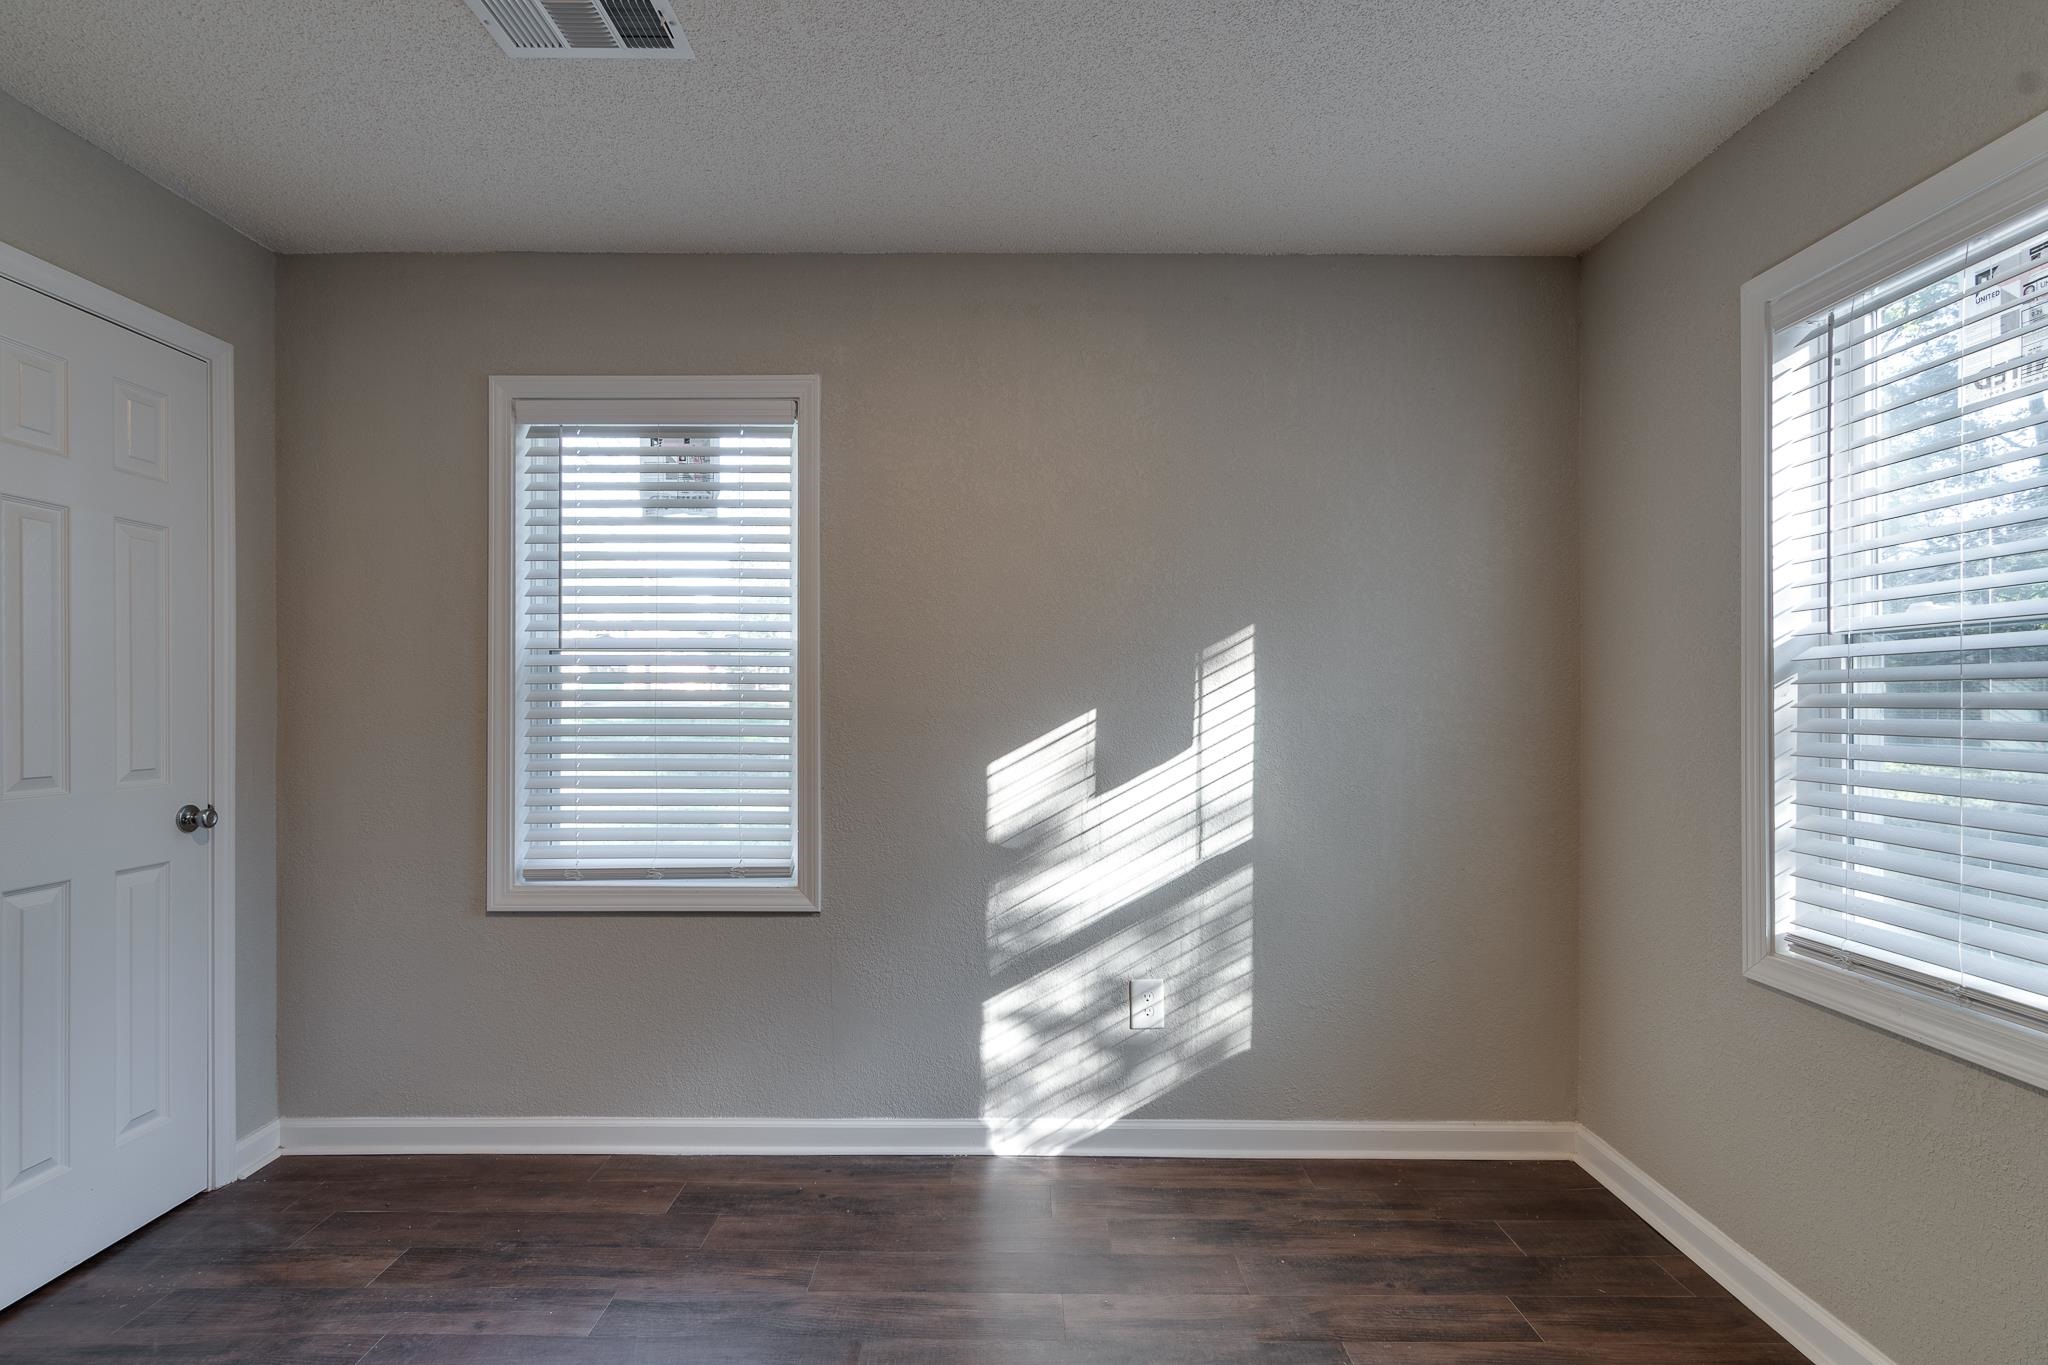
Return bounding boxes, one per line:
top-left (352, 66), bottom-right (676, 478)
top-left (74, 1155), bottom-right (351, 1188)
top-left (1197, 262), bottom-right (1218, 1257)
top-left (1, 495), bottom-right (67, 796)
top-left (0, 880), bottom-right (68, 1196)
top-left (113, 861), bottom-right (171, 1141)
top-left (0, 274), bottom-right (212, 1306)
top-left (113, 518), bottom-right (171, 787)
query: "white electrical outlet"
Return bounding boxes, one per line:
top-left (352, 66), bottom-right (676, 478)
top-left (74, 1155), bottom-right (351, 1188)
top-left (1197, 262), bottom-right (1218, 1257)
top-left (1129, 978), bottom-right (1166, 1029)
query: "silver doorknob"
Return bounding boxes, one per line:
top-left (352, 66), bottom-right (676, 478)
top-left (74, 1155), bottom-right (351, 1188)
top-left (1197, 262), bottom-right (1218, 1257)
top-left (175, 803), bottom-right (218, 833)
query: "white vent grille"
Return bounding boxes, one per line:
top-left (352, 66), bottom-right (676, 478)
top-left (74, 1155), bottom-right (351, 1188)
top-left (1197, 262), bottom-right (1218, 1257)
top-left (465, 0), bottom-right (692, 58)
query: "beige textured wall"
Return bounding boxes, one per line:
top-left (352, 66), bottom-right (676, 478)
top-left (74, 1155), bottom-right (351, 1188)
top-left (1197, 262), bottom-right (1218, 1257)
top-left (276, 253), bottom-right (1579, 1123)
top-left (0, 91), bottom-right (279, 1137)
top-left (1577, 2), bottom-right (2048, 1362)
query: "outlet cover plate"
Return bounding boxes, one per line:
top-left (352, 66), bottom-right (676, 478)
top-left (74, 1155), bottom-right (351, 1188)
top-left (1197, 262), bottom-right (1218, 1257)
top-left (1130, 978), bottom-right (1166, 1029)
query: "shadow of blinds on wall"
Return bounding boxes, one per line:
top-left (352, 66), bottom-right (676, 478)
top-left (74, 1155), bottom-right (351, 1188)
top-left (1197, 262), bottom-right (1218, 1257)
top-left (1770, 201), bottom-right (2048, 1024)
top-left (514, 398), bottom-right (798, 883)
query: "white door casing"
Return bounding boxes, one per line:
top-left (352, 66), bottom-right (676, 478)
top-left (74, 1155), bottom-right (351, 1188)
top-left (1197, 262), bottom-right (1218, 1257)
top-left (0, 255), bottom-right (232, 1307)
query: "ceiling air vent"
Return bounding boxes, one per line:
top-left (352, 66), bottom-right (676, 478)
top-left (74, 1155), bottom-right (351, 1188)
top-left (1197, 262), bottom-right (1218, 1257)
top-left (464, 0), bottom-right (693, 58)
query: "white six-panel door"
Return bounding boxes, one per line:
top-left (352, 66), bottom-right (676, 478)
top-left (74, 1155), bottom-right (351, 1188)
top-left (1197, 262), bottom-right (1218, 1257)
top-left (0, 275), bottom-right (213, 1305)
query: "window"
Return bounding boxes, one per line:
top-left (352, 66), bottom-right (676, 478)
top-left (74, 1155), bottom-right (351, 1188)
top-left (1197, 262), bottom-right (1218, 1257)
top-left (1743, 112), bottom-right (2048, 1088)
top-left (487, 376), bottom-right (820, 913)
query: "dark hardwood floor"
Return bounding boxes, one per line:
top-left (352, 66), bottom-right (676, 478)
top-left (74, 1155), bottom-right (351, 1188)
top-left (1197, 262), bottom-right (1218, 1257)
top-left (0, 1155), bottom-right (1805, 1363)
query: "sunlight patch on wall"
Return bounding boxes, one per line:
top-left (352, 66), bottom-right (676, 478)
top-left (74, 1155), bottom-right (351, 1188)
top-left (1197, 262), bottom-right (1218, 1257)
top-left (982, 866), bottom-right (1253, 1155)
top-left (985, 630), bottom-right (1255, 973)
top-left (981, 627), bottom-right (1255, 1155)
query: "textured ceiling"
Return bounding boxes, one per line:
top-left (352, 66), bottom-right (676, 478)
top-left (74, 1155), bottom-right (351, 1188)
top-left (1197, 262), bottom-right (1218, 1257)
top-left (0, 0), bottom-right (1900, 255)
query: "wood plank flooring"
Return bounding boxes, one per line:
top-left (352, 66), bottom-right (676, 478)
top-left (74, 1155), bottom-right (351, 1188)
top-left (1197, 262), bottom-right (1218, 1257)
top-left (0, 1155), bottom-right (1804, 1363)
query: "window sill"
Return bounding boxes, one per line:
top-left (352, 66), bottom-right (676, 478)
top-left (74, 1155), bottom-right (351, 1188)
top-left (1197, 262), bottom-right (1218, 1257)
top-left (1745, 949), bottom-right (2048, 1092)
top-left (487, 883), bottom-right (820, 915)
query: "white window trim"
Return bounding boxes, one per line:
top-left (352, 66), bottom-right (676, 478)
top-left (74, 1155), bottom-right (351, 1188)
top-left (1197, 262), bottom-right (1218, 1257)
top-left (486, 374), bottom-right (822, 914)
top-left (1741, 109), bottom-right (2048, 1090)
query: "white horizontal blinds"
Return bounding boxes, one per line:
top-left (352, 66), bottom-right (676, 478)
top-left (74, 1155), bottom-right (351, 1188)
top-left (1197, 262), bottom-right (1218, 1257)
top-left (515, 403), bottom-right (798, 884)
top-left (1770, 201), bottom-right (2048, 1023)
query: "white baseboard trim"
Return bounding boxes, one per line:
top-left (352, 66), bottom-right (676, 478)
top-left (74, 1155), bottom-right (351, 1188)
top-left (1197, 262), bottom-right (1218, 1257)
top-left (277, 1116), bottom-right (1578, 1160)
top-left (1575, 1129), bottom-right (1896, 1365)
top-left (232, 1119), bottom-right (282, 1179)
